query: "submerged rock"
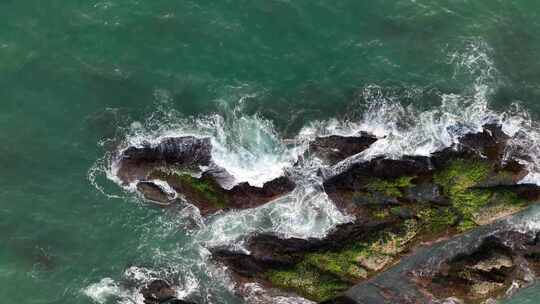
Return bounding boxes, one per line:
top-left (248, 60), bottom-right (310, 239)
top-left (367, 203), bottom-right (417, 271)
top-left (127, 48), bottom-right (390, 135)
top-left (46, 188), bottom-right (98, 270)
top-left (113, 136), bottom-right (295, 215)
top-left (308, 133), bottom-right (378, 165)
top-left (211, 124), bottom-right (540, 302)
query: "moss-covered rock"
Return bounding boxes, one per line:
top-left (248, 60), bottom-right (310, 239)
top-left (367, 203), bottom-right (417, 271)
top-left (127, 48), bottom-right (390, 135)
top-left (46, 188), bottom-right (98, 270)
top-left (366, 176), bottom-right (415, 197)
top-left (142, 168), bottom-right (296, 215)
top-left (152, 170), bottom-right (229, 209)
top-left (114, 136), bottom-right (296, 215)
top-left (211, 124), bottom-right (540, 303)
top-left (266, 263), bottom-right (349, 302)
top-left (243, 220), bottom-right (421, 301)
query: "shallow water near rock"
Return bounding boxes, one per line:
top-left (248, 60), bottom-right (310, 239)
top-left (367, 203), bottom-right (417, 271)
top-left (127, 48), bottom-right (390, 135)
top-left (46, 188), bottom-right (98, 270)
top-left (3, 1), bottom-right (540, 303)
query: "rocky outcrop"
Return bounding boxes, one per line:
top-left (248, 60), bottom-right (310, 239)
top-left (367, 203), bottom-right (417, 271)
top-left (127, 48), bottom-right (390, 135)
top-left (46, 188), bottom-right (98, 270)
top-left (113, 136), bottom-right (296, 215)
top-left (140, 280), bottom-right (196, 304)
top-left (211, 124), bottom-right (540, 302)
top-left (117, 136), bottom-right (213, 184)
top-left (324, 218), bottom-right (540, 304)
top-left (308, 133), bottom-right (378, 165)
top-left (142, 171), bottom-right (295, 215)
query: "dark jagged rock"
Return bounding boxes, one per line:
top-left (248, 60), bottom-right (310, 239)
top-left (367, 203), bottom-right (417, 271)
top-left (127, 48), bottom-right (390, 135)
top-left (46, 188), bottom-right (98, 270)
top-left (322, 156), bottom-right (432, 216)
top-left (136, 181), bottom-right (175, 205)
top-left (139, 279), bottom-right (197, 304)
top-left (213, 220), bottom-right (394, 277)
top-left (113, 136), bottom-right (296, 215)
top-left (228, 176), bottom-right (297, 207)
top-left (117, 136), bottom-right (213, 184)
top-left (211, 124), bottom-right (540, 302)
top-left (143, 171), bottom-right (295, 215)
top-left (213, 217), bottom-right (419, 302)
top-left (309, 133), bottom-right (378, 165)
top-left (458, 123), bottom-right (509, 163)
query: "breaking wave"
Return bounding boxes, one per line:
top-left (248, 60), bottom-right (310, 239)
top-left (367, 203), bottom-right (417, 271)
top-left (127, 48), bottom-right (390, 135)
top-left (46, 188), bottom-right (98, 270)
top-left (85, 37), bottom-right (540, 303)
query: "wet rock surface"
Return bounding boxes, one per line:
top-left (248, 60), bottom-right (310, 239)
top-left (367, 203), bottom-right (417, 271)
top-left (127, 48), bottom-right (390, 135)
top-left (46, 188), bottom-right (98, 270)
top-left (211, 124), bottom-right (540, 303)
top-left (140, 171), bottom-right (295, 215)
top-left (117, 136), bottom-right (213, 184)
top-left (140, 279), bottom-right (196, 304)
top-left (308, 133), bottom-right (378, 165)
top-left (113, 136), bottom-right (296, 215)
top-left (326, 219), bottom-right (540, 304)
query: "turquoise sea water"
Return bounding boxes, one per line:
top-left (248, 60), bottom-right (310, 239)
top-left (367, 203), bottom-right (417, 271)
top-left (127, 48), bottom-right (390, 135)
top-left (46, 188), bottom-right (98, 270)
top-left (2, 1), bottom-right (540, 303)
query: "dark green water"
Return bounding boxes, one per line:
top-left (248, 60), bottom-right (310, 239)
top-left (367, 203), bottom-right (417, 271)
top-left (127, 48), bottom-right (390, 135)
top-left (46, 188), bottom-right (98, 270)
top-left (2, 1), bottom-right (540, 303)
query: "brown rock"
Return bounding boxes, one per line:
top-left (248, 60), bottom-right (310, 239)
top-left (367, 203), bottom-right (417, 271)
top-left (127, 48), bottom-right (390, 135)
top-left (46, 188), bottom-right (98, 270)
top-left (140, 280), bottom-right (176, 304)
top-left (470, 252), bottom-right (513, 272)
top-left (136, 181), bottom-right (174, 206)
top-left (117, 136), bottom-right (212, 184)
top-left (355, 253), bottom-right (393, 272)
top-left (470, 281), bottom-right (504, 297)
top-left (309, 133), bottom-right (377, 165)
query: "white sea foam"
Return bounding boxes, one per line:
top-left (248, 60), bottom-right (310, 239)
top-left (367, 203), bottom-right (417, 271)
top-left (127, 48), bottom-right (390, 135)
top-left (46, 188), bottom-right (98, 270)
top-left (506, 205), bottom-right (540, 234)
top-left (298, 39), bottom-right (540, 186)
top-left (107, 98), bottom-right (301, 189)
top-left (195, 184), bottom-right (353, 251)
top-left (85, 37), bottom-right (540, 304)
top-left (83, 278), bottom-right (120, 304)
top-left (83, 278), bottom-right (145, 304)
top-left (148, 179), bottom-right (178, 200)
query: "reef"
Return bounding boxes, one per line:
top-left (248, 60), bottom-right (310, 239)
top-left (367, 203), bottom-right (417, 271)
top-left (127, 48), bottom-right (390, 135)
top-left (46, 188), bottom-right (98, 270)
top-left (114, 136), bottom-right (295, 215)
top-left (211, 124), bottom-right (540, 303)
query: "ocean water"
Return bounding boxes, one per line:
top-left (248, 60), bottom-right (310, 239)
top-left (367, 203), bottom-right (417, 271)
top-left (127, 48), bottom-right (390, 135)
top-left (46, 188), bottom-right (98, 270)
top-left (3, 1), bottom-right (540, 303)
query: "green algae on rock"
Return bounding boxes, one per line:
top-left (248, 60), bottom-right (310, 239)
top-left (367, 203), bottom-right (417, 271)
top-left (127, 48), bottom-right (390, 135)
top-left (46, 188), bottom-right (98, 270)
top-left (365, 176), bottom-right (415, 197)
top-left (113, 136), bottom-right (296, 215)
top-left (149, 169), bottom-right (230, 209)
top-left (266, 262), bottom-right (350, 302)
top-left (212, 124), bottom-right (540, 303)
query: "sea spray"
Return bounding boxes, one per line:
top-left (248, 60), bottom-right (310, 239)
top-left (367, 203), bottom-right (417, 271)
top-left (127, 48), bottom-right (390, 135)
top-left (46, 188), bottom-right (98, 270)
top-left (86, 38), bottom-right (540, 303)
top-left (86, 98), bottom-right (353, 303)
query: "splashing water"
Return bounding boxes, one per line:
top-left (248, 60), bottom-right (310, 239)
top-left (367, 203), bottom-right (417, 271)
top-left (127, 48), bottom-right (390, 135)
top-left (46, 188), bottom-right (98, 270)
top-left (299, 39), bottom-right (540, 185)
top-left (85, 38), bottom-right (540, 303)
top-left (106, 98), bottom-right (301, 189)
top-left (86, 94), bottom-right (355, 303)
